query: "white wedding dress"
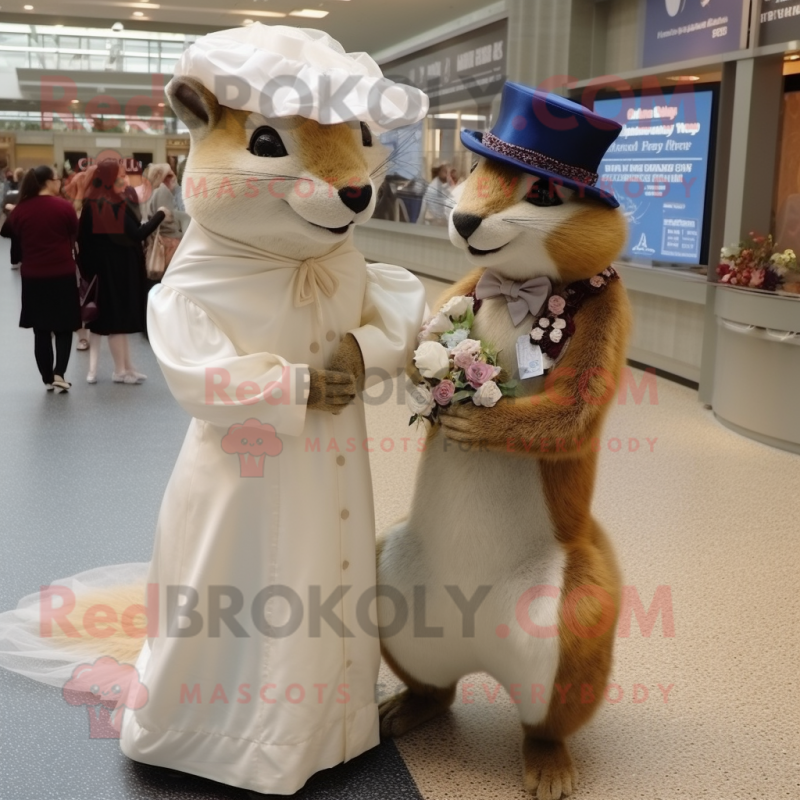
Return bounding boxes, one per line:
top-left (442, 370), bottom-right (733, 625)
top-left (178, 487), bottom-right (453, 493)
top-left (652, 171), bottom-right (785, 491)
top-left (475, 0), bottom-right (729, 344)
top-left (0, 222), bottom-right (426, 794)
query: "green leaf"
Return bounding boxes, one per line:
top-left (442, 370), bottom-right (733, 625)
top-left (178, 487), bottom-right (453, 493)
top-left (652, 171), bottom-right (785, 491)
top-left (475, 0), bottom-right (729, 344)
top-left (451, 390), bottom-right (473, 404)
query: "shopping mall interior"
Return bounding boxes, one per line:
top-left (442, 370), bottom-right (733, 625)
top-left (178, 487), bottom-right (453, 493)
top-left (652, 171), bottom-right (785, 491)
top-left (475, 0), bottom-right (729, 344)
top-left (0, 2), bottom-right (798, 799)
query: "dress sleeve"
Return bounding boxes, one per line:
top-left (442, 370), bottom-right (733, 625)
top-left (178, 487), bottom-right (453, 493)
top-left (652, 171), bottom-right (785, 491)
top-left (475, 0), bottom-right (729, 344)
top-left (348, 263), bottom-right (426, 389)
top-left (147, 284), bottom-right (312, 436)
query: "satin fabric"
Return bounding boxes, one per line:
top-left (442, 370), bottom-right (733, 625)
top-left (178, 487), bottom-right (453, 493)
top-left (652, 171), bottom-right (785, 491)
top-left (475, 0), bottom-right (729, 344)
top-left (119, 221), bottom-right (426, 793)
top-left (475, 270), bottom-right (552, 327)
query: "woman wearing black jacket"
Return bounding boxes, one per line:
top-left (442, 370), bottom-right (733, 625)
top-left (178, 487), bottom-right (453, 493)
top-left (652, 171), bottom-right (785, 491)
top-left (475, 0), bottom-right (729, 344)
top-left (77, 159), bottom-right (168, 384)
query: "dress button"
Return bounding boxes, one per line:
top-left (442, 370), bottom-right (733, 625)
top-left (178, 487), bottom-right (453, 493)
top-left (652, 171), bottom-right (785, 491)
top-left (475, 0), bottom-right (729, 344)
top-left (309, 342), bottom-right (320, 354)
top-left (336, 455), bottom-right (346, 466)
top-left (340, 509), bottom-right (349, 520)
top-left (326, 330), bottom-right (336, 342)
top-left (342, 560), bottom-right (350, 570)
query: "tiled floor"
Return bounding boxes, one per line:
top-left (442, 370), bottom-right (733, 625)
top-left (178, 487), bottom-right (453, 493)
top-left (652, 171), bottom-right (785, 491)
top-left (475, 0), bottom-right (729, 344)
top-left (1, 241), bottom-right (798, 799)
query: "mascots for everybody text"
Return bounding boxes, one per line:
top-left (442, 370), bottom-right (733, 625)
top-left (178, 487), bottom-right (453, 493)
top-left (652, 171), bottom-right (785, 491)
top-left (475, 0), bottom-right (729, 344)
top-left (377, 83), bottom-right (632, 800)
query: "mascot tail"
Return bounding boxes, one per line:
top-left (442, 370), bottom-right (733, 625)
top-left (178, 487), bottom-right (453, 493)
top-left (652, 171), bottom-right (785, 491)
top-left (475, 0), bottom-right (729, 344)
top-left (0, 563), bottom-right (149, 689)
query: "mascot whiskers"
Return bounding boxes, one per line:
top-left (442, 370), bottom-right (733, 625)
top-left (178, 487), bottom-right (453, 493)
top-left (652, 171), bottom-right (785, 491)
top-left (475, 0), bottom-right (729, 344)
top-left (377, 83), bottom-right (631, 800)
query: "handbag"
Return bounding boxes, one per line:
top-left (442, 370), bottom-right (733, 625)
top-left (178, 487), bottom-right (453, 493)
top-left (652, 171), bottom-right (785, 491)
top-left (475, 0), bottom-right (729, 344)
top-left (79, 274), bottom-right (99, 324)
top-left (146, 228), bottom-right (166, 281)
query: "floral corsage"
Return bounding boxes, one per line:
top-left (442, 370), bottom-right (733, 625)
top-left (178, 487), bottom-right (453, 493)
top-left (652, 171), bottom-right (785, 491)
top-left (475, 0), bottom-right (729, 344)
top-left (531, 267), bottom-right (618, 365)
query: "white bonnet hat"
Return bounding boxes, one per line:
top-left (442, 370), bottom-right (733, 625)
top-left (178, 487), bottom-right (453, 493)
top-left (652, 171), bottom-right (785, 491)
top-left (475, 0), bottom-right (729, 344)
top-left (172, 24), bottom-right (430, 133)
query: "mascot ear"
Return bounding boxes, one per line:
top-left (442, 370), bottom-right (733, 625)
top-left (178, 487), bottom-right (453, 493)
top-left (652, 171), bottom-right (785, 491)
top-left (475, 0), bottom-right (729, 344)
top-left (166, 77), bottom-right (221, 136)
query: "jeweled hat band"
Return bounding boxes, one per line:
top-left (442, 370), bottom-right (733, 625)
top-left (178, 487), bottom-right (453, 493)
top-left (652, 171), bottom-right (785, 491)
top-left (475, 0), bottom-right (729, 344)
top-left (482, 131), bottom-right (599, 188)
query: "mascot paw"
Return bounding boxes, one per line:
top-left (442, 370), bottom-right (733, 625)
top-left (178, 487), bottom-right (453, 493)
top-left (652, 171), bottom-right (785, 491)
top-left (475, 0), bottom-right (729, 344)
top-left (328, 333), bottom-right (365, 386)
top-left (523, 739), bottom-right (576, 800)
top-left (439, 403), bottom-right (488, 445)
top-left (308, 368), bottom-right (356, 414)
top-left (379, 688), bottom-right (453, 738)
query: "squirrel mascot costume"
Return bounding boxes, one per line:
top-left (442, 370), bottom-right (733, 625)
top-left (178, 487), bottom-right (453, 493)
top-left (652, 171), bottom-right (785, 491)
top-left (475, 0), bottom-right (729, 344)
top-left (376, 83), bottom-right (632, 800)
top-left (0, 24), bottom-right (428, 795)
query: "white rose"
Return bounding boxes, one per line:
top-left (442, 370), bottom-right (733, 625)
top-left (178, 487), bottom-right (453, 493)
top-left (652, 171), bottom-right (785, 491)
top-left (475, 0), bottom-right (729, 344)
top-left (439, 295), bottom-right (474, 320)
top-left (472, 380), bottom-right (502, 408)
top-left (424, 312), bottom-right (453, 335)
top-left (721, 245), bottom-right (741, 259)
top-left (553, 318), bottom-right (566, 330)
top-left (414, 341), bottom-right (451, 380)
top-left (451, 337), bottom-right (482, 358)
top-left (407, 383), bottom-right (435, 417)
top-left (531, 328), bottom-right (543, 342)
top-left (539, 317), bottom-right (550, 328)
top-left (549, 328), bottom-right (563, 343)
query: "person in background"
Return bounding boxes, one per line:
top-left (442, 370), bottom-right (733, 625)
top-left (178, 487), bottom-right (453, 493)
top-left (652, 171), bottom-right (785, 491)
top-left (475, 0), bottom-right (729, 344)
top-left (0, 165), bottom-right (80, 392)
top-left (0, 159), bottom-right (7, 211)
top-left (77, 159), bottom-right (168, 385)
top-left (145, 163), bottom-right (189, 270)
top-left (64, 166), bottom-right (98, 351)
top-left (417, 163), bottom-right (454, 226)
top-left (3, 167), bottom-right (25, 267)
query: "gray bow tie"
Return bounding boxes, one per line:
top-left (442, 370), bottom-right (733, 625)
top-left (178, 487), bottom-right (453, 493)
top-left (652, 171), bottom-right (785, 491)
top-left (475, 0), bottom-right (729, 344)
top-left (475, 271), bottom-right (552, 326)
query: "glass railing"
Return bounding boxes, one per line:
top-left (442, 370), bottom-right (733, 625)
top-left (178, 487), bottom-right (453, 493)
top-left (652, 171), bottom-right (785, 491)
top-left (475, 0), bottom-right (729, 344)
top-left (0, 23), bottom-right (193, 74)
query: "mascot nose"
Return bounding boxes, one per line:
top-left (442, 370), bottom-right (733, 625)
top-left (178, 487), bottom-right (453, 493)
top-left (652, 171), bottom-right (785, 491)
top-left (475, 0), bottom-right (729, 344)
top-left (338, 185), bottom-right (373, 214)
top-left (452, 212), bottom-right (483, 241)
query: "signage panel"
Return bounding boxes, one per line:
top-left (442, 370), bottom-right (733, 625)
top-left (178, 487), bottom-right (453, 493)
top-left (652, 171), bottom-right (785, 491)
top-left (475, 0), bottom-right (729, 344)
top-left (642, 0), bottom-right (748, 68)
top-left (594, 88), bottom-right (715, 265)
top-left (759, 0), bottom-right (800, 46)
top-left (381, 19), bottom-right (507, 108)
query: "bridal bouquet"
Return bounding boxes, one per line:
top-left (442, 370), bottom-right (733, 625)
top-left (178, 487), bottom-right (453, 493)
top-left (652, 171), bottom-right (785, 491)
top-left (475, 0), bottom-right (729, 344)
top-left (407, 295), bottom-right (518, 425)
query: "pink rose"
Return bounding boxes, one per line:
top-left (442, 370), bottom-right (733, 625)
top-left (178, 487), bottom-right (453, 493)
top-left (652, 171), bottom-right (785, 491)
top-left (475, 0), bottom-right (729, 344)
top-left (466, 361), bottom-right (501, 389)
top-left (589, 275), bottom-right (605, 288)
top-left (433, 379), bottom-right (456, 406)
top-left (452, 338), bottom-right (482, 370)
top-left (548, 295), bottom-right (566, 315)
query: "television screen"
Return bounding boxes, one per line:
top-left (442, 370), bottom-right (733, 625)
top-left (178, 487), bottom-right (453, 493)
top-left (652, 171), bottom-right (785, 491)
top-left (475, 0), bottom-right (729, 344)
top-left (593, 87), bottom-right (716, 266)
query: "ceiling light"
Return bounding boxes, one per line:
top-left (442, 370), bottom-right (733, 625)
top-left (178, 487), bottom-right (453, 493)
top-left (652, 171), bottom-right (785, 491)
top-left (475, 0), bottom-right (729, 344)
top-left (666, 75), bottom-right (701, 81)
top-left (290, 9), bottom-right (330, 18)
top-left (71, 99), bottom-right (79, 104)
top-left (243, 19), bottom-right (254, 25)
top-left (786, 54), bottom-right (800, 61)
top-left (24, 4), bottom-right (34, 9)
top-left (157, 102), bottom-right (165, 107)
top-left (228, 10), bottom-right (286, 18)
top-left (133, 11), bottom-right (143, 16)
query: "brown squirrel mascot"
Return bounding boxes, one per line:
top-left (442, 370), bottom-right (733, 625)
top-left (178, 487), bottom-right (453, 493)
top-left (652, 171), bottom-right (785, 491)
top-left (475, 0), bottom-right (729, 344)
top-left (377, 83), bottom-right (632, 800)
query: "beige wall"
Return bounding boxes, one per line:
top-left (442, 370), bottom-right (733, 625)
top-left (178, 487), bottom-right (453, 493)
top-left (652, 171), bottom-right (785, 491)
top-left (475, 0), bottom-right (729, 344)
top-left (14, 144), bottom-right (55, 171)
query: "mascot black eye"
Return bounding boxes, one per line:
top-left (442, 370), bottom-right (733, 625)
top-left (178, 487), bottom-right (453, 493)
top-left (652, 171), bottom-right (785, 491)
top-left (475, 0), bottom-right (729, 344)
top-left (360, 122), bottom-right (373, 147)
top-left (249, 127), bottom-right (288, 158)
top-left (526, 181), bottom-right (563, 207)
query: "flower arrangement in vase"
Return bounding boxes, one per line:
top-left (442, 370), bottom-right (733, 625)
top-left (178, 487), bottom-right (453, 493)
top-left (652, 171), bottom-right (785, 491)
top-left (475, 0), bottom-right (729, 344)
top-left (717, 233), bottom-right (800, 293)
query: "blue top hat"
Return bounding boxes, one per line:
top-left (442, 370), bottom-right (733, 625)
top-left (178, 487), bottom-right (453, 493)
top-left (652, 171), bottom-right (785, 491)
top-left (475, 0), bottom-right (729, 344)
top-left (461, 82), bottom-right (622, 208)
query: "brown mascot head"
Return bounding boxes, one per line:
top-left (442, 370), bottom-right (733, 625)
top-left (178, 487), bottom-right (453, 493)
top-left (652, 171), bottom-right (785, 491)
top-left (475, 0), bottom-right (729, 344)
top-left (450, 83), bottom-right (628, 284)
